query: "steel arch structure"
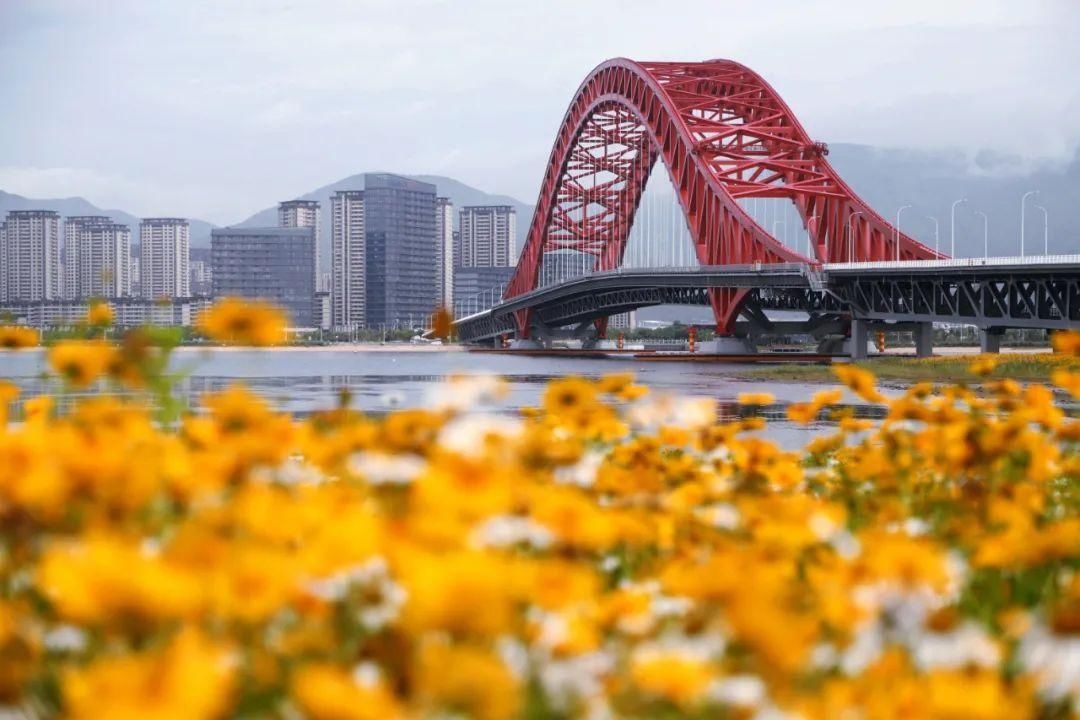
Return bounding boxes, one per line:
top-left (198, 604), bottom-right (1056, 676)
top-left (506, 58), bottom-right (941, 336)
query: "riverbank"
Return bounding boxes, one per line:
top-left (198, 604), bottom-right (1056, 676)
top-left (744, 352), bottom-right (1077, 384)
top-left (172, 343), bottom-right (465, 353)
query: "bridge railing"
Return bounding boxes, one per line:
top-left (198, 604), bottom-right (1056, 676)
top-left (825, 253), bottom-right (1080, 272)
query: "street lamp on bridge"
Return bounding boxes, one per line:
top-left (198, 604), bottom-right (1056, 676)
top-left (926, 216), bottom-right (940, 256)
top-left (975, 210), bottom-right (989, 259)
top-left (847, 211), bottom-right (863, 262)
top-left (950, 197), bottom-right (968, 257)
top-left (1035, 205), bottom-right (1049, 255)
top-left (1020, 190), bottom-right (1039, 258)
top-left (895, 205), bottom-right (913, 261)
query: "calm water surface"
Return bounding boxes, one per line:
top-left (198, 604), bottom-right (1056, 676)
top-left (0, 347), bottom-right (891, 447)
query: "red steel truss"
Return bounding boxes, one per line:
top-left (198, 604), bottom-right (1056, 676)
top-left (506, 58), bottom-right (942, 335)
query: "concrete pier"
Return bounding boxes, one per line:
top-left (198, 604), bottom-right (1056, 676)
top-left (980, 328), bottom-right (1003, 354)
top-left (914, 322), bottom-right (934, 358)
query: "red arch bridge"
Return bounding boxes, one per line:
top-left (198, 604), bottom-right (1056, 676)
top-left (454, 59), bottom-right (1080, 356)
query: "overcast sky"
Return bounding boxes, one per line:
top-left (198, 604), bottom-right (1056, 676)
top-left (1, 0), bottom-right (1077, 224)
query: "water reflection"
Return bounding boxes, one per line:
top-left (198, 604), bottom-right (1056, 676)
top-left (0, 348), bottom-right (1018, 450)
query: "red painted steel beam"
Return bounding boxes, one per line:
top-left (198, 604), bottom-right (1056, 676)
top-left (506, 59), bottom-right (942, 336)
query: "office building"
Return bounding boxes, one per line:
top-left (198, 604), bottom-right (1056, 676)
top-left (452, 265), bottom-right (515, 316)
top-left (313, 291), bottom-right (331, 330)
top-left (279, 199), bottom-right (322, 290)
top-left (140, 218), bottom-right (190, 299)
top-left (0, 297), bottom-right (211, 329)
top-left (457, 205), bottom-right (517, 268)
top-left (211, 226), bottom-right (316, 327)
top-left (190, 260), bottom-right (212, 296)
top-left (608, 311), bottom-right (637, 330)
top-left (435, 197), bottom-right (454, 309)
top-left (330, 190), bottom-right (365, 329)
top-left (538, 251), bottom-right (594, 287)
top-left (190, 247), bottom-right (212, 296)
top-left (364, 173), bottom-right (438, 329)
top-left (1, 210), bottom-right (61, 302)
top-left (64, 216), bottom-right (131, 299)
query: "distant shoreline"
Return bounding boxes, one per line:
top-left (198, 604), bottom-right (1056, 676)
top-left (172, 343), bottom-right (466, 353)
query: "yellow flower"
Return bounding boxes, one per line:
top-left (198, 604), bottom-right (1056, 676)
top-left (1050, 329), bottom-right (1080, 356)
top-left (398, 551), bottom-right (517, 637)
top-left (0, 381), bottom-right (18, 427)
top-left (63, 627), bottom-right (235, 720)
top-left (1051, 369), bottom-right (1080, 399)
top-left (969, 354), bottom-right (998, 376)
top-left (925, 669), bottom-right (1030, 720)
top-left (48, 340), bottom-right (116, 387)
top-left (0, 325), bottom-right (37, 349)
top-left (738, 392), bottom-right (775, 406)
top-left (630, 650), bottom-right (714, 706)
top-left (833, 363), bottom-right (886, 403)
top-left (597, 372), bottom-right (634, 394)
top-left (416, 640), bottom-right (520, 720)
top-left (38, 534), bottom-right (204, 624)
top-left (543, 376), bottom-right (599, 416)
top-left (86, 300), bottom-right (113, 326)
top-left (198, 297), bottom-right (287, 346)
top-left (292, 663), bottom-right (404, 720)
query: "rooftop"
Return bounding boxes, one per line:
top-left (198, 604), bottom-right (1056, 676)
top-left (211, 226), bottom-right (315, 238)
top-left (141, 217), bottom-right (189, 225)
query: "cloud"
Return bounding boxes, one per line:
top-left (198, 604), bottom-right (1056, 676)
top-left (0, 0), bottom-right (1076, 223)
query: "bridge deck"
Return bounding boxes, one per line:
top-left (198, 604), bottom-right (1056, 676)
top-left (454, 256), bottom-right (1080, 343)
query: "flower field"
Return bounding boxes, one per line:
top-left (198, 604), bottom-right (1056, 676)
top-left (0, 301), bottom-right (1078, 719)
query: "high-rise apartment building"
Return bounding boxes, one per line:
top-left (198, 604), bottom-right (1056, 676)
top-left (363, 174), bottom-right (437, 329)
top-left (1, 210), bottom-right (61, 302)
top-left (457, 205), bottom-right (517, 268)
top-left (64, 216), bottom-right (131, 299)
top-left (330, 190), bottom-right (365, 329)
top-left (139, 218), bottom-right (190, 299)
top-left (435, 197), bottom-right (454, 309)
top-left (130, 250), bottom-right (141, 297)
top-left (278, 200), bottom-right (322, 290)
top-left (211, 227), bottom-right (316, 326)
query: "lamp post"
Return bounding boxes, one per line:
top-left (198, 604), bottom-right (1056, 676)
top-left (1034, 204), bottom-right (1049, 255)
top-left (895, 205), bottom-right (912, 261)
top-left (950, 197), bottom-right (967, 257)
top-left (1020, 190), bottom-right (1038, 257)
top-left (772, 220), bottom-right (786, 246)
top-left (847, 211), bottom-right (864, 262)
top-left (974, 210), bottom-right (988, 259)
top-left (807, 214), bottom-right (819, 259)
top-left (927, 216), bottom-right (940, 257)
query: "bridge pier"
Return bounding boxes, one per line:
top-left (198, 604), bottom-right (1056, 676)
top-left (980, 328), bottom-right (1003, 354)
top-left (697, 336), bottom-right (757, 354)
top-left (848, 319), bottom-right (870, 360)
top-left (914, 322), bottom-right (934, 358)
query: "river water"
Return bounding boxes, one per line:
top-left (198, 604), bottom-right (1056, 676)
top-left (1, 346), bottom-right (889, 447)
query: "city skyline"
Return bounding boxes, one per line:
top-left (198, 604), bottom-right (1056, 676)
top-left (1, 1), bottom-right (1077, 224)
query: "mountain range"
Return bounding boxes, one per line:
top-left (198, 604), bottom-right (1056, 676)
top-left (1, 144), bottom-right (1077, 260)
top-left (231, 173), bottom-right (533, 264)
top-left (0, 190), bottom-right (217, 248)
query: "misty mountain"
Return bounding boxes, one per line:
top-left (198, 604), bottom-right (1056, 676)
top-left (0, 191), bottom-right (216, 247)
top-left (4, 144), bottom-right (1076, 260)
top-left (825, 143), bottom-right (1078, 258)
top-left (232, 173), bottom-right (533, 259)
